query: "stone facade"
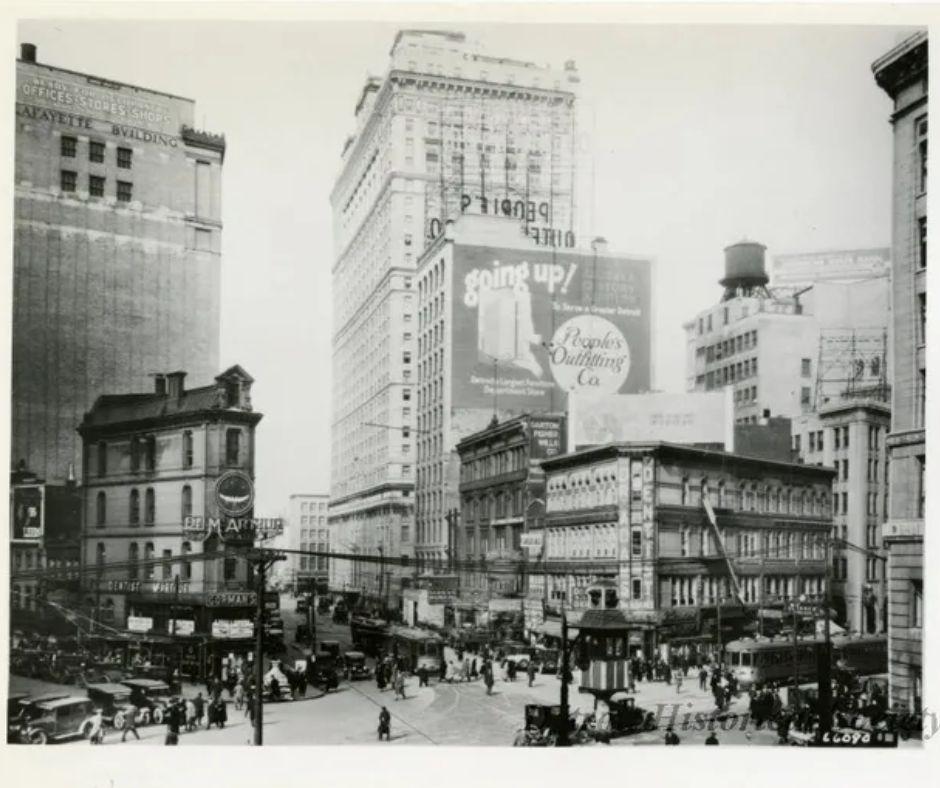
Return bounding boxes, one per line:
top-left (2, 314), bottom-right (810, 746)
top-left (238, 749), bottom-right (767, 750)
top-left (873, 30), bottom-right (927, 714)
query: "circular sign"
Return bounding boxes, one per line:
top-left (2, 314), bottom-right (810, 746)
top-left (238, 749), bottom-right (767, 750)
top-left (216, 470), bottom-right (254, 517)
top-left (548, 315), bottom-right (631, 394)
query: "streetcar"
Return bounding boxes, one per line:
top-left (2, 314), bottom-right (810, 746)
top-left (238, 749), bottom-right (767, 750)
top-left (725, 634), bottom-right (886, 689)
top-left (350, 616), bottom-right (389, 657)
top-left (384, 625), bottom-right (443, 673)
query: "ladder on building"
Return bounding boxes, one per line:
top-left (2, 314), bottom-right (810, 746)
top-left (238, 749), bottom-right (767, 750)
top-left (702, 498), bottom-right (745, 605)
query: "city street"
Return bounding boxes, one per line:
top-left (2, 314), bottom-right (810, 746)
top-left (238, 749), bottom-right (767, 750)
top-left (10, 608), bottom-right (779, 747)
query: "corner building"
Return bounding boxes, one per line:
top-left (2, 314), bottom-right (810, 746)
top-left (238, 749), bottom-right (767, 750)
top-left (78, 367), bottom-right (261, 679)
top-left (13, 43), bottom-right (224, 484)
top-left (329, 30), bottom-right (580, 609)
top-left (539, 442), bottom-right (834, 657)
top-left (873, 30), bottom-right (927, 714)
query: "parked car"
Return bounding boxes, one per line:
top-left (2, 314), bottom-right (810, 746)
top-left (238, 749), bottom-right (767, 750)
top-left (317, 596), bottom-right (332, 613)
top-left (17, 697), bottom-right (97, 744)
top-left (344, 651), bottom-right (371, 680)
top-left (295, 597), bottom-right (310, 614)
top-left (534, 647), bottom-right (560, 674)
top-left (86, 683), bottom-right (141, 730)
top-left (308, 656), bottom-right (341, 692)
top-left (120, 678), bottom-right (173, 724)
top-left (8, 693), bottom-right (70, 743)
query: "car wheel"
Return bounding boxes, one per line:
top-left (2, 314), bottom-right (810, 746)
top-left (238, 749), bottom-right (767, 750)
top-left (29, 729), bottom-right (48, 745)
top-left (81, 721), bottom-right (94, 739)
top-left (152, 708), bottom-right (164, 725)
top-left (140, 709), bottom-right (151, 726)
top-left (113, 711), bottom-right (126, 730)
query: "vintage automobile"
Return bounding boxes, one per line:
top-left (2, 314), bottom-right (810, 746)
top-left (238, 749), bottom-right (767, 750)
top-left (295, 596), bottom-right (310, 614)
top-left (86, 683), bottom-right (142, 730)
top-left (18, 696), bottom-right (97, 744)
top-left (533, 646), bottom-right (560, 675)
top-left (120, 678), bottom-right (174, 724)
top-left (308, 655), bottom-right (341, 692)
top-left (320, 640), bottom-right (342, 659)
top-left (604, 695), bottom-right (657, 738)
top-left (344, 651), bottom-right (371, 680)
top-left (513, 704), bottom-right (597, 746)
top-left (317, 596), bottom-right (332, 613)
top-left (8, 693), bottom-right (70, 743)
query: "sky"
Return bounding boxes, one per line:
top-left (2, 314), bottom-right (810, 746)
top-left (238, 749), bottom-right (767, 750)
top-left (16, 19), bottom-right (915, 514)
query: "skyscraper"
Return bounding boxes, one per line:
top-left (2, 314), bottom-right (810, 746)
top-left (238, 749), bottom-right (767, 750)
top-left (329, 30), bottom-right (580, 606)
top-left (13, 43), bottom-right (225, 484)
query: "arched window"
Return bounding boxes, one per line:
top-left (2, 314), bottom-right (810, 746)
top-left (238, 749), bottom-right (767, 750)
top-left (716, 480), bottom-right (725, 508)
top-left (96, 491), bottom-right (107, 527)
top-left (182, 541), bottom-right (193, 580)
top-left (226, 429), bottom-right (241, 466)
top-left (181, 485), bottom-right (192, 521)
top-left (800, 491), bottom-right (809, 516)
top-left (130, 436), bottom-right (141, 471)
top-left (144, 488), bottom-right (155, 525)
top-left (129, 489), bottom-right (140, 526)
top-left (681, 477), bottom-right (691, 506)
top-left (144, 542), bottom-right (155, 579)
top-left (701, 478), bottom-right (711, 507)
top-left (128, 543), bottom-right (139, 579)
top-left (96, 542), bottom-right (106, 567)
top-left (144, 435), bottom-right (157, 471)
top-left (182, 430), bottom-right (194, 469)
top-left (97, 441), bottom-right (107, 476)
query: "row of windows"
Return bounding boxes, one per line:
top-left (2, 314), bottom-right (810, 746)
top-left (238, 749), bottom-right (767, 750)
top-left (61, 135), bottom-right (132, 168)
top-left (95, 429), bottom-right (241, 477)
top-left (699, 330), bottom-right (759, 361)
top-left (94, 540), bottom-right (199, 581)
top-left (95, 484), bottom-right (194, 527)
top-left (61, 170), bottom-right (132, 201)
top-left (679, 477), bottom-right (828, 518)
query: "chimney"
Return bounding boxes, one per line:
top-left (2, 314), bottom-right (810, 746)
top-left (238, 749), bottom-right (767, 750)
top-left (591, 237), bottom-right (609, 254)
top-left (20, 43), bottom-right (37, 63)
top-left (153, 374), bottom-right (167, 396)
top-left (166, 371), bottom-right (187, 399)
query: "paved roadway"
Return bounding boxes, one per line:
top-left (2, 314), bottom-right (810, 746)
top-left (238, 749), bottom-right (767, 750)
top-left (4, 601), bottom-right (794, 747)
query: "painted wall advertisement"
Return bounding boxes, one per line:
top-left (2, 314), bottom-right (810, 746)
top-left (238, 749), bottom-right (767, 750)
top-left (568, 391), bottom-right (733, 450)
top-left (11, 484), bottom-right (43, 542)
top-left (771, 248), bottom-right (890, 286)
top-left (452, 246), bottom-right (651, 411)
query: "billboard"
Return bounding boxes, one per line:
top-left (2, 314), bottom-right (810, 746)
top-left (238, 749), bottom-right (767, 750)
top-left (11, 484), bottom-right (43, 542)
top-left (452, 246), bottom-right (651, 411)
top-left (527, 416), bottom-right (567, 460)
top-left (568, 391), bottom-right (732, 449)
top-left (771, 248), bottom-right (890, 287)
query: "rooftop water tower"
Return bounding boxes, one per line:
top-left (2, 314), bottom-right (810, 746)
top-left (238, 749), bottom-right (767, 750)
top-left (720, 240), bottom-right (770, 301)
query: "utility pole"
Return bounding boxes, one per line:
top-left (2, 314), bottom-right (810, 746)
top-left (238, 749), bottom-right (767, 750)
top-left (817, 536), bottom-right (833, 733)
top-left (247, 549), bottom-right (285, 747)
top-left (170, 573), bottom-right (180, 688)
top-left (557, 602), bottom-right (570, 747)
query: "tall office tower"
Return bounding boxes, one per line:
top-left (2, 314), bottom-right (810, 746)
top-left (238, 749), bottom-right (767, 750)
top-left (329, 30), bottom-right (581, 608)
top-left (873, 30), bottom-right (926, 715)
top-left (684, 242), bottom-right (890, 425)
top-left (13, 43), bottom-right (225, 484)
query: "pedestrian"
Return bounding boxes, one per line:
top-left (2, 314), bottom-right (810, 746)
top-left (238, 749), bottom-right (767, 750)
top-left (378, 706), bottom-right (391, 741)
top-left (165, 701), bottom-right (181, 746)
top-left (484, 664), bottom-right (495, 696)
top-left (270, 675), bottom-right (280, 702)
top-left (298, 672), bottom-right (307, 697)
top-left (121, 704), bottom-right (140, 742)
top-left (470, 657), bottom-right (478, 679)
top-left (527, 660), bottom-right (537, 688)
top-left (675, 670), bottom-right (683, 694)
top-left (88, 708), bottom-right (105, 745)
top-left (664, 725), bottom-right (681, 745)
top-left (185, 697), bottom-right (197, 732)
top-left (439, 659), bottom-right (447, 683)
top-left (377, 663), bottom-right (387, 691)
top-left (418, 665), bottom-right (429, 687)
top-left (705, 731), bottom-right (719, 745)
top-left (233, 682), bottom-right (244, 711)
top-left (394, 670), bottom-right (406, 700)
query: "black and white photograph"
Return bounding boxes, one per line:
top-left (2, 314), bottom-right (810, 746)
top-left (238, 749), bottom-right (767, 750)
top-left (2, 1), bottom-right (934, 771)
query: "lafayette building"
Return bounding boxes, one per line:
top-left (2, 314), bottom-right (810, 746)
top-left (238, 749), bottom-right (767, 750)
top-left (873, 30), bottom-right (927, 714)
top-left (77, 366), bottom-right (262, 678)
top-left (329, 30), bottom-right (581, 604)
top-left (538, 442), bottom-right (834, 657)
top-left (13, 43), bottom-right (225, 484)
